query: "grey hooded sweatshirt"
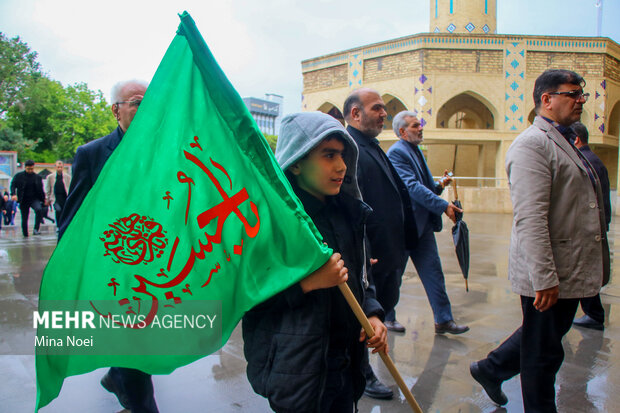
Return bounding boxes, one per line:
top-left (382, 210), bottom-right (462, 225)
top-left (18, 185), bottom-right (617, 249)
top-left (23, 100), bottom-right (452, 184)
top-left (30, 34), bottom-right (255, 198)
top-left (242, 111), bottom-right (383, 413)
top-left (275, 111), bottom-right (362, 201)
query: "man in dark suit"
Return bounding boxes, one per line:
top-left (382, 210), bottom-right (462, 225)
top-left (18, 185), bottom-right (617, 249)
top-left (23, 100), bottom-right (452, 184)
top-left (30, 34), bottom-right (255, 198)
top-left (10, 160), bottom-right (46, 237)
top-left (344, 88), bottom-right (416, 399)
top-left (572, 121), bottom-right (609, 331)
top-left (388, 111), bottom-right (469, 335)
top-left (59, 80), bottom-right (158, 413)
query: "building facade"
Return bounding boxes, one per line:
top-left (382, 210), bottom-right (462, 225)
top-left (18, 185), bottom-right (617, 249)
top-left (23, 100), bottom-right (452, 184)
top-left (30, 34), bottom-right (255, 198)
top-left (243, 96), bottom-right (282, 136)
top-left (301, 0), bottom-right (620, 213)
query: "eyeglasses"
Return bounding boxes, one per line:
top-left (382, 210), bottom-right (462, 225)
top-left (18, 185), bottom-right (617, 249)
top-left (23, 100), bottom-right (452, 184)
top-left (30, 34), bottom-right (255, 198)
top-left (547, 90), bottom-right (590, 102)
top-left (115, 99), bottom-right (142, 107)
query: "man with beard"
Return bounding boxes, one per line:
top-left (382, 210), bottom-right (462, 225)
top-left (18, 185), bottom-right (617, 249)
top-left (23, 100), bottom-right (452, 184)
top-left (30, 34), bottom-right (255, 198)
top-left (388, 111), bottom-right (469, 335)
top-left (343, 88), bottom-right (416, 399)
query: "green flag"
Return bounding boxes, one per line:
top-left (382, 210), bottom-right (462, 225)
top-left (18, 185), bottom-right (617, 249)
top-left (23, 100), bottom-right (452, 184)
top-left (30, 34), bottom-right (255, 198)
top-left (35, 11), bottom-right (331, 411)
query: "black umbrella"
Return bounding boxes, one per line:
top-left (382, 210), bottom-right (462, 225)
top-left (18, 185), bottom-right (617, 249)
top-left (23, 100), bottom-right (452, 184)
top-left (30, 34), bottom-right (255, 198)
top-left (451, 146), bottom-right (470, 291)
top-left (451, 197), bottom-right (469, 291)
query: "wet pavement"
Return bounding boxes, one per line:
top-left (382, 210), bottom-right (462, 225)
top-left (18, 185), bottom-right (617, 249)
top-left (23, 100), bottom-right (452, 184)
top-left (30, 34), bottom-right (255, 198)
top-left (1, 212), bottom-right (619, 412)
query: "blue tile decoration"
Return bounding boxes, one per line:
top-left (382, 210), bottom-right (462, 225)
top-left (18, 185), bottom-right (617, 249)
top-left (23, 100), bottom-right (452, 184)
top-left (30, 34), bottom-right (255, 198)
top-left (348, 52), bottom-right (364, 90)
top-left (465, 23), bottom-right (475, 32)
top-left (447, 23), bottom-right (456, 33)
top-left (414, 74), bottom-right (432, 129)
top-left (504, 40), bottom-right (526, 131)
top-left (434, 27), bottom-right (440, 33)
top-left (594, 81), bottom-right (606, 134)
top-left (483, 24), bottom-right (490, 33)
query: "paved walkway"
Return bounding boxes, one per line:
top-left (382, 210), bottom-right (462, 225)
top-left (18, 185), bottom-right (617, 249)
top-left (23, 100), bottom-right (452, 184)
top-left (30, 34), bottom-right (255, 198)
top-left (1, 212), bottom-right (618, 412)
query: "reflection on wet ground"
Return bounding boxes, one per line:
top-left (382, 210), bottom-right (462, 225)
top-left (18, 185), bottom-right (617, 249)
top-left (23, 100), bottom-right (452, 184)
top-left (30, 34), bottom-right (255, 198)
top-left (1, 213), bottom-right (618, 412)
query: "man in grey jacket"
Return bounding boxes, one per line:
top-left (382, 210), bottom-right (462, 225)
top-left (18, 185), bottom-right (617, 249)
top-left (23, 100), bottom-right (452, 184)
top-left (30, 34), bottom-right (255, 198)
top-left (469, 69), bottom-right (609, 412)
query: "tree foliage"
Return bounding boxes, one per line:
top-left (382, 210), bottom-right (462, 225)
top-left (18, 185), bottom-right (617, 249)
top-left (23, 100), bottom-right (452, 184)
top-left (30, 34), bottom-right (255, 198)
top-left (0, 32), bottom-right (41, 118)
top-left (0, 32), bottom-right (116, 163)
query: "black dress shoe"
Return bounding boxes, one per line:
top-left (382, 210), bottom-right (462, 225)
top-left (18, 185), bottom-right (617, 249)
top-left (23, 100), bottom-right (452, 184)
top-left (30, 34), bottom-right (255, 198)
top-left (470, 361), bottom-right (508, 406)
top-left (435, 320), bottom-right (469, 335)
top-left (364, 377), bottom-right (393, 399)
top-left (101, 372), bottom-right (131, 409)
top-left (573, 315), bottom-right (604, 331)
top-left (385, 320), bottom-right (406, 333)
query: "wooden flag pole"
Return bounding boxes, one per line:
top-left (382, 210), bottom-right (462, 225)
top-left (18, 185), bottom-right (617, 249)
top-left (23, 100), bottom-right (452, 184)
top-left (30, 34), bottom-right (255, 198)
top-left (337, 283), bottom-right (423, 413)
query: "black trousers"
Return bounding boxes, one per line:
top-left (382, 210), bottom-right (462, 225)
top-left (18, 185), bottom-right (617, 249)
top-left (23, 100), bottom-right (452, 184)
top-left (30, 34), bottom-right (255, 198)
top-left (579, 294), bottom-right (605, 323)
top-left (372, 252), bottom-right (408, 322)
top-left (107, 367), bottom-right (158, 413)
top-left (19, 199), bottom-right (44, 236)
top-left (478, 296), bottom-right (579, 413)
top-left (53, 200), bottom-right (65, 224)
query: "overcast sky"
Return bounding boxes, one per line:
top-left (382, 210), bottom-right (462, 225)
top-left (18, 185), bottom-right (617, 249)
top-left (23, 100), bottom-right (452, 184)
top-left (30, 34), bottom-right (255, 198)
top-left (1, 0), bottom-right (618, 116)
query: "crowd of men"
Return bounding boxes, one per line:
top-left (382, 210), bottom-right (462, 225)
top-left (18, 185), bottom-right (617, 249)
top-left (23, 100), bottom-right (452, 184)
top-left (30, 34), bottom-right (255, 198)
top-left (11, 68), bottom-right (611, 412)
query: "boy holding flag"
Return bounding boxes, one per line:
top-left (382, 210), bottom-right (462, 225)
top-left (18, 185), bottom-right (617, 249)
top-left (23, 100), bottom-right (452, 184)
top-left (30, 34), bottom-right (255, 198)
top-left (243, 111), bottom-right (388, 413)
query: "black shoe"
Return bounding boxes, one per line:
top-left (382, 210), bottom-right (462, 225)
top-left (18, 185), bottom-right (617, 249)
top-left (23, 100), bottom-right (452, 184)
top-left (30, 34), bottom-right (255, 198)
top-left (385, 320), bottom-right (406, 333)
top-left (33, 229), bottom-right (41, 235)
top-left (364, 377), bottom-right (393, 399)
top-left (470, 361), bottom-right (508, 406)
top-left (435, 320), bottom-right (469, 335)
top-left (573, 315), bottom-right (604, 331)
top-left (101, 372), bottom-right (131, 409)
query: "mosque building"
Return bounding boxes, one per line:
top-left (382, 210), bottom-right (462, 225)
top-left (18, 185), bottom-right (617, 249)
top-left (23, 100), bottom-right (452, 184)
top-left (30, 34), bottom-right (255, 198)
top-left (300, 0), bottom-right (620, 213)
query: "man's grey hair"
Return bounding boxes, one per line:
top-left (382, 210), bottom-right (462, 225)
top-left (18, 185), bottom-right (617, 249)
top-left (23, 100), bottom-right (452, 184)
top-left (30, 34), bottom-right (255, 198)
top-left (392, 110), bottom-right (418, 137)
top-left (111, 80), bottom-right (149, 104)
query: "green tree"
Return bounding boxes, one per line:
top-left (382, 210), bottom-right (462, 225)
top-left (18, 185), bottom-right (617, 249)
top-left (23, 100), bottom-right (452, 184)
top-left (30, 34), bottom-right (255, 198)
top-left (1, 33), bottom-right (116, 162)
top-left (49, 82), bottom-right (116, 160)
top-left (0, 32), bottom-right (41, 118)
top-left (264, 133), bottom-right (278, 153)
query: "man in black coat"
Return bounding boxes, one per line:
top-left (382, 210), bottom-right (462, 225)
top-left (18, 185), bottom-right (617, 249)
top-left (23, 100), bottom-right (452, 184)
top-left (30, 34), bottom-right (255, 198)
top-left (10, 160), bottom-right (46, 236)
top-left (344, 88), bottom-right (417, 399)
top-left (572, 121), bottom-right (609, 331)
top-left (59, 80), bottom-right (158, 413)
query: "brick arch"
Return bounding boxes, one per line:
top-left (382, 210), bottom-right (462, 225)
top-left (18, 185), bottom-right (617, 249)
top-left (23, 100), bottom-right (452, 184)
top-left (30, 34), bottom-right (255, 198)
top-left (436, 91), bottom-right (497, 130)
top-left (609, 99), bottom-right (620, 138)
top-left (381, 93), bottom-right (408, 130)
top-left (317, 102), bottom-right (345, 125)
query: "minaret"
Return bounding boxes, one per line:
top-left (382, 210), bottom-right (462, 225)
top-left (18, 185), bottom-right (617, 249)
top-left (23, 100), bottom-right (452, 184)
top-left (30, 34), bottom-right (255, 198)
top-left (430, 0), bottom-right (497, 34)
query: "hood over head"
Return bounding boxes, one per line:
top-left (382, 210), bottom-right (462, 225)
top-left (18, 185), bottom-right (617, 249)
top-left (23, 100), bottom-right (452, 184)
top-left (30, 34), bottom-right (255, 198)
top-left (275, 111), bottom-right (361, 199)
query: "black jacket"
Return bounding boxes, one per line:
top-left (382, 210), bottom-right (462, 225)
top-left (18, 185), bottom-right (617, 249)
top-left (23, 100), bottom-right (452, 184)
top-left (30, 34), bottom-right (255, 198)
top-left (10, 171), bottom-right (45, 204)
top-left (347, 126), bottom-right (417, 267)
top-left (59, 127), bottom-right (124, 239)
top-left (242, 191), bottom-right (383, 413)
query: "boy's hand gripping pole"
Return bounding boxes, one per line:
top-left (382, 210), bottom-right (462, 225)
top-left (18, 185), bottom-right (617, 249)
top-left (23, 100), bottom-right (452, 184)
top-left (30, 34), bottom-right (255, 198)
top-left (337, 283), bottom-right (423, 413)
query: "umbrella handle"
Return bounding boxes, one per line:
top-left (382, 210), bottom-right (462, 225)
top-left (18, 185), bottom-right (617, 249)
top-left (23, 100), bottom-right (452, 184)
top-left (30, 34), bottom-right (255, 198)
top-left (452, 176), bottom-right (459, 201)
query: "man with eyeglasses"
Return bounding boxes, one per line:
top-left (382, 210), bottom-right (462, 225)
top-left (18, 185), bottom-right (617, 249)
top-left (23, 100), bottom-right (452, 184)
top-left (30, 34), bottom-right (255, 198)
top-left (469, 69), bottom-right (608, 412)
top-left (58, 80), bottom-right (158, 413)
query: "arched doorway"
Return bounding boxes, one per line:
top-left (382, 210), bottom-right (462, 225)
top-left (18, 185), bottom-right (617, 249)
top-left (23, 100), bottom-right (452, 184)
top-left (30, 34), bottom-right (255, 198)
top-left (609, 100), bottom-right (620, 138)
top-left (382, 94), bottom-right (407, 130)
top-left (436, 92), bottom-right (496, 129)
top-left (317, 102), bottom-right (344, 125)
